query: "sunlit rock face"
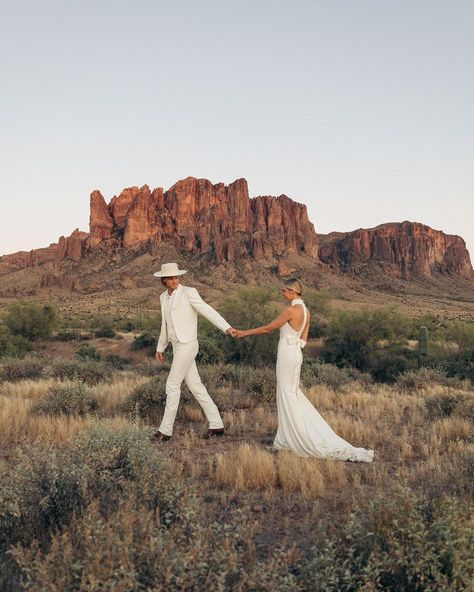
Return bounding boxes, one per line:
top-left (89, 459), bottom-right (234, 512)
top-left (318, 221), bottom-right (472, 279)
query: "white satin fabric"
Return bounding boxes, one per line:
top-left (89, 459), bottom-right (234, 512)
top-left (272, 300), bottom-right (374, 462)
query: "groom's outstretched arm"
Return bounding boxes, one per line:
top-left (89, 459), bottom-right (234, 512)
top-left (187, 288), bottom-right (232, 334)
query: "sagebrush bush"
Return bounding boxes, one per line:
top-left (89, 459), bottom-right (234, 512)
top-left (104, 353), bottom-right (132, 370)
top-left (4, 301), bottom-right (58, 341)
top-left (0, 356), bottom-right (44, 382)
top-left (12, 501), bottom-right (296, 592)
top-left (31, 382), bottom-right (99, 417)
top-left (130, 333), bottom-right (156, 352)
top-left (299, 489), bottom-right (474, 592)
top-left (424, 392), bottom-right (467, 420)
top-left (198, 363), bottom-right (276, 403)
top-left (121, 375), bottom-right (168, 422)
top-left (0, 423), bottom-right (185, 588)
top-left (48, 358), bottom-right (111, 385)
top-left (397, 367), bottom-right (465, 390)
top-left (75, 344), bottom-right (102, 361)
top-left (301, 359), bottom-right (371, 390)
top-left (0, 327), bottom-right (33, 358)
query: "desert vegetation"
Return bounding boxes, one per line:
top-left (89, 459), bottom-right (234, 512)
top-left (0, 293), bottom-right (473, 590)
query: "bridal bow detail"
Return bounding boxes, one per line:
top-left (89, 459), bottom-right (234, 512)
top-left (287, 335), bottom-right (306, 348)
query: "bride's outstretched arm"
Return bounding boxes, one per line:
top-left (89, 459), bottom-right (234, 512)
top-left (235, 308), bottom-right (293, 338)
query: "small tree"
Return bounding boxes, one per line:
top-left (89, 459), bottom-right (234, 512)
top-left (4, 302), bottom-right (58, 341)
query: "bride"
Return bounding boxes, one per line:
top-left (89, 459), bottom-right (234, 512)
top-left (235, 279), bottom-right (374, 462)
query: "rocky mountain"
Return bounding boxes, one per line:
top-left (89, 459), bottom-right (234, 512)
top-left (0, 177), bottom-right (472, 294)
top-left (318, 222), bottom-right (472, 280)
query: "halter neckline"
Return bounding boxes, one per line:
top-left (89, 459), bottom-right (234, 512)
top-left (291, 298), bottom-right (304, 306)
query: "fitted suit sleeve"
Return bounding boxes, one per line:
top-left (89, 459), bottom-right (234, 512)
top-left (156, 295), bottom-right (169, 353)
top-left (187, 288), bottom-right (231, 333)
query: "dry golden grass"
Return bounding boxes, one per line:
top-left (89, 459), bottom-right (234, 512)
top-left (276, 451), bottom-right (326, 499)
top-left (213, 443), bottom-right (277, 491)
top-left (0, 378), bottom-right (59, 401)
top-left (90, 374), bottom-right (148, 414)
top-left (1, 368), bottom-right (472, 508)
top-left (0, 394), bottom-right (94, 446)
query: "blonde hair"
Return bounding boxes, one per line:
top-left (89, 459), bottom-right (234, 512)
top-left (283, 278), bottom-right (303, 295)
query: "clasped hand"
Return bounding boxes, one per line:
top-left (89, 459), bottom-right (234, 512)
top-left (226, 328), bottom-right (246, 338)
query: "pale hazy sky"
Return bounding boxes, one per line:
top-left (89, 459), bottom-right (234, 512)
top-left (1, 0), bottom-right (473, 259)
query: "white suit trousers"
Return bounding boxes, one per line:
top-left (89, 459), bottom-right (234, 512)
top-left (159, 340), bottom-right (224, 436)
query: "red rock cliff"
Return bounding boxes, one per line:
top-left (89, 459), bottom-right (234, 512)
top-left (318, 222), bottom-right (472, 279)
top-left (87, 177), bottom-right (317, 263)
top-left (0, 179), bottom-right (472, 283)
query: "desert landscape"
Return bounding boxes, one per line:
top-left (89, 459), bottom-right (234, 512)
top-left (0, 177), bottom-right (473, 590)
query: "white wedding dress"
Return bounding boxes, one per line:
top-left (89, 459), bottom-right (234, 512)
top-left (272, 299), bottom-right (374, 462)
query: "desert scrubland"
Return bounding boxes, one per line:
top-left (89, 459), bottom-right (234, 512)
top-left (0, 294), bottom-right (473, 591)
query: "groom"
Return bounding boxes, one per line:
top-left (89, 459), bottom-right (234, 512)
top-left (153, 262), bottom-right (236, 441)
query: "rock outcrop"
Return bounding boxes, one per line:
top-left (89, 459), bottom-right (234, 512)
top-left (318, 222), bottom-right (472, 279)
top-left (87, 177), bottom-right (317, 263)
top-left (0, 178), bottom-right (472, 286)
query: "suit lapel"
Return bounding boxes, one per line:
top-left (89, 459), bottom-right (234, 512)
top-left (171, 284), bottom-right (184, 311)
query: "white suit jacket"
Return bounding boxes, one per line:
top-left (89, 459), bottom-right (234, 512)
top-left (156, 284), bottom-right (231, 353)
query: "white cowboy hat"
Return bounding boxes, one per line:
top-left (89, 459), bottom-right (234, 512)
top-left (153, 262), bottom-right (187, 278)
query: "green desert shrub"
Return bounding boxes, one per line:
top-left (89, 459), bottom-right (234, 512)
top-left (196, 334), bottom-right (227, 364)
top-left (202, 287), bottom-right (280, 366)
top-left (0, 355), bottom-right (44, 382)
top-left (11, 502), bottom-right (296, 592)
top-left (0, 326), bottom-right (33, 358)
top-left (4, 301), bottom-right (58, 341)
top-left (48, 358), bottom-right (111, 385)
top-left (424, 392), bottom-right (468, 420)
top-left (104, 353), bottom-right (132, 370)
top-left (121, 375), bottom-right (168, 422)
top-left (199, 363), bottom-right (276, 404)
top-left (54, 329), bottom-right (80, 342)
top-left (31, 382), bottom-right (99, 417)
top-left (437, 349), bottom-right (474, 382)
top-left (397, 367), bottom-right (465, 390)
top-left (75, 344), bottom-right (102, 361)
top-left (301, 359), bottom-right (372, 390)
top-left (0, 424), bottom-right (184, 558)
top-left (130, 332), bottom-right (156, 355)
top-left (366, 344), bottom-right (417, 383)
top-left (90, 314), bottom-right (116, 338)
top-left (322, 308), bottom-right (413, 381)
top-left (299, 490), bottom-right (474, 592)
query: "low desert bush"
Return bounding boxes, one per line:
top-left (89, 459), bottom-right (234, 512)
top-left (4, 301), bottom-right (58, 341)
top-left (48, 358), bottom-right (111, 385)
top-left (94, 326), bottom-right (116, 338)
top-left (31, 382), bottom-right (99, 417)
top-left (0, 356), bottom-right (44, 382)
top-left (104, 353), bottom-right (132, 370)
top-left (130, 332), bottom-right (156, 353)
top-left (0, 423), bottom-right (184, 585)
top-left (397, 367), bottom-right (466, 390)
top-left (199, 363), bottom-right (276, 404)
top-left (424, 392), bottom-right (468, 420)
top-left (54, 329), bottom-right (80, 342)
top-left (299, 489), bottom-right (474, 591)
top-left (12, 502), bottom-right (297, 592)
top-left (75, 344), bottom-right (102, 361)
top-left (0, 327), bottom-right (33, 358)
top-left (121, 375), bottom-right (168, 422)
top-left (301, 359), bottom-right (371, 390)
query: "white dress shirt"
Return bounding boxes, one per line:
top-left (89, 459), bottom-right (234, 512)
top-left (165, 290), bottom-right (178, 342)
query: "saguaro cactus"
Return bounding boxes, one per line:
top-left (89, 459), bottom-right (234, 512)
top-left (418, 326), bottom-right (429, 368)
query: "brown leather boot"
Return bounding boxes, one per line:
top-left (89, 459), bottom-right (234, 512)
top-left (152, 431), bottom-right (171, 442)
